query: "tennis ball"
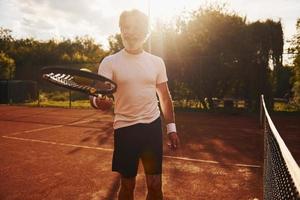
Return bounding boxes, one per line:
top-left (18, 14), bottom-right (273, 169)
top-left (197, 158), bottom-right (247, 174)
top-left (73, 68), bottom-right (92, 85)
top-left (80, 68), bottom-right (92, 73)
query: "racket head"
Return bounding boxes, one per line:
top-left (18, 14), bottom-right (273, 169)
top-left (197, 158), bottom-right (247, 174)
top-left (40, 67), bottom-right (117, 96)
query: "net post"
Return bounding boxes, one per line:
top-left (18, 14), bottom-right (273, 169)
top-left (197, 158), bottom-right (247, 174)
top-left (7, 80), bottom-right (12, 105)
top-left (37, 82), bottom-right (40, 107)
top-left (260, 94), bottom-right (264, 128)
top-left (69, 90), bottom-right (72, 108)
top-left (262, 95), bottom-right (267, 200)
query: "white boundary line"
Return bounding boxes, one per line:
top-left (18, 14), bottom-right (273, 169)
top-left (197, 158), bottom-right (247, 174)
top-left (2, 135), bottom-right (261, 168)
top-left (9, 125), bottom-right (64, 136)
top-left (163, 155), bottom-right (261, 168)
top-left (7, 119), bottom-right (100, 136)
top-left (2, 135), bottom-right (113, 152)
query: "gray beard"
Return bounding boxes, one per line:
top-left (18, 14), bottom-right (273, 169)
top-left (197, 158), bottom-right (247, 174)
top-left (122, 39), bottom-right (144, 51)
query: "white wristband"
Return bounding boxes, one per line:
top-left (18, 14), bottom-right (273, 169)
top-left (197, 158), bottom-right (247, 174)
top-left (92, 96), bottom-right (99, 108)
top-left (166, 123), bottom-right (176, 134)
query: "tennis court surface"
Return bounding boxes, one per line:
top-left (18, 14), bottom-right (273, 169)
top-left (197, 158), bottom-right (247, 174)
top-left (0, 105), bottom-right (299, 200)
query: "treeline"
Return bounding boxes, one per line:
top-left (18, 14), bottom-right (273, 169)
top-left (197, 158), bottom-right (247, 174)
top-left (160, 7), bottom-right (287, 111)
top-left (1, 5), bottom-right (299, 111)
top-left (290, 20), bottom-right (300, 106)
top-left (0, 29), bottom-right (107, 81)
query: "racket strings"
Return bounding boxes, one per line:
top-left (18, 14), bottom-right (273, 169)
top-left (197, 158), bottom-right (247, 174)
top-left (42, 69), bottom-right (117, 95)
top-left (44, 73), bottom-right (94, 92)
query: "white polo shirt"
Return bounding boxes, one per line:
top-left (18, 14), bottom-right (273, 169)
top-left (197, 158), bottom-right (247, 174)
top-left (98, 49), bottom-right (168, 129)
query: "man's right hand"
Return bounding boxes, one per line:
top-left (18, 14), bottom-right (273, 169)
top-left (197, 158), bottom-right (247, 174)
top-left (89, 95), bottom-right (113, 111)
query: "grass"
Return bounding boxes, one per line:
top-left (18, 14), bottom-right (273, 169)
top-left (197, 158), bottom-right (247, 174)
top-left (16, 98), bottom-right (300, 113)
top-left (23, 99), bottom-right (245, 112)
top-left (23, 100), bottom-right (91, 109)
top-left (273, 102), bottom-right (300, 112)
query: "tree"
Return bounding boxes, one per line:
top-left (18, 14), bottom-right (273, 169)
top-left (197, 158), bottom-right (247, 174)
top-left (0, 27), bottom-right (13, 53)
top-left (0, 30), bottom-right (108, 80)
top-left (274, 66), bottom-right (293, 98)
top-left (0, 51), bottom-right (15, 79)
top-left (149, 5), bottom-right (283, 111)
top-left (244, 20), bottom-right (283, 110)
top-left (108, 34), bottom-right (123, 54)
top-left (175, 6), bottom-right (250, 109)
top-left (290, 19), bottom-right (300, 105)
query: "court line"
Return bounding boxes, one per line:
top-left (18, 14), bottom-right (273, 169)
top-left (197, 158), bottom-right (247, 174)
top-left (2, 135), bottom-right (113, 152)
top-left (2, 135), bottom-right (261, 168)
top-left (7, 119), bottom-right (101, 136)
top-left (163, 155), bottom-right (261, 168)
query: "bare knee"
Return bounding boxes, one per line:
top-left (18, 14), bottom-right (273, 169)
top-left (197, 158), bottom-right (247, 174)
top-left (146, 174), bottom-right (163, 200)
top-left (120, 176), bottom-right (136, 190)
top-left (118, 176), bottom-right (136, 200)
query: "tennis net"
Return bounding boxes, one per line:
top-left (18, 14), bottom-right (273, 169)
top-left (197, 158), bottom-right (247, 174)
top-left (261, 95), bottom-right (300, 200)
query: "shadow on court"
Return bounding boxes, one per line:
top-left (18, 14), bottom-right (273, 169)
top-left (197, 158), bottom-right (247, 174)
top-left (0, 105), bottom-right (298, 199)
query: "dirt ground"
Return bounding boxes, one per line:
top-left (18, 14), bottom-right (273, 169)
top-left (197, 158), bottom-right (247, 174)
top-left (0, 105), bottom-right (299, 200)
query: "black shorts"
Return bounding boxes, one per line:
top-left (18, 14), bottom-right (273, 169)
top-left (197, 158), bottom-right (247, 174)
top-left (112, 117), bottom-right (163, 178)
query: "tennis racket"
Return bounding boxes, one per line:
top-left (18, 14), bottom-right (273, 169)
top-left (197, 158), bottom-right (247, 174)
top-left (40, 67), bottom-right (117, 96)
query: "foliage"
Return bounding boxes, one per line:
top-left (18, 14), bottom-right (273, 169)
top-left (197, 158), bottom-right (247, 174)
top-left (290, 19), bottom-right (300, 105)
top-left (150, 5), bottom-right (284, 111)
top-left (0, 30), bottom-right (107, 81)
top-left (0, 51), bottom-right (15, 79)
top-left (0, 27), bottom-right (13, 52)
top-left (108, 34), bottom-right (124, 54)
top-left (273, 101), bottom-right (300, 112)
top-left (274, 66), bottom-right (293, 98)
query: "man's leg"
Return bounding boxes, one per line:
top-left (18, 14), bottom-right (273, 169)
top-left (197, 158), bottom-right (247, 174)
top-left (118, 176), bottom-right (136, 200)
top-left (141, 118), bottom-right (163, 200)
top-left (145, 174), bottom-right (163, 200)
top-left (113, 126), bottom-right (140, 200)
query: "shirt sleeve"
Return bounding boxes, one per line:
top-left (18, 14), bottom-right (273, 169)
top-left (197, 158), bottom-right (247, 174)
top-left (98, 56), bottom-right (113, 80)
top-left (156, 57), bottom-right (168, 84)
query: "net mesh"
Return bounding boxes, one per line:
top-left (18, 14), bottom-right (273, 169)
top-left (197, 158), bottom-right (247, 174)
top-left (261, 95), bottom-right (300, 200)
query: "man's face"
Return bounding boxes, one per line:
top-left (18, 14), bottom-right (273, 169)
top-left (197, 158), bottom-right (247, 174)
top-left (120, 16), bottom-right (147, 51)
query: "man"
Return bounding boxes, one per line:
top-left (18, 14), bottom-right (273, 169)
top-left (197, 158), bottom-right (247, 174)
top-left (90, 9), bottom-right (179, 200)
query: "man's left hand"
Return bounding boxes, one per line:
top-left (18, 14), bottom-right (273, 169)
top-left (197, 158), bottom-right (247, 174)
top-left (168, 132), bottom-right (180, 150)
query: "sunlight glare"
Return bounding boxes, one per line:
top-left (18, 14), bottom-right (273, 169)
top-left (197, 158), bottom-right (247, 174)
top-left (148, 0), bottom-right (205, 23)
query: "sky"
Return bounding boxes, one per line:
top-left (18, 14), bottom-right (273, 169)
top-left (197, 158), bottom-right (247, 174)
top-left (0, 0), bottom-right (299, 56)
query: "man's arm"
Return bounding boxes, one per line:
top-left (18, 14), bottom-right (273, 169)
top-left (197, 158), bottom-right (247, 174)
top-left (90, 56), bottom-right (114, 111)
top-left (156, 82), bottom-right (179, 149)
